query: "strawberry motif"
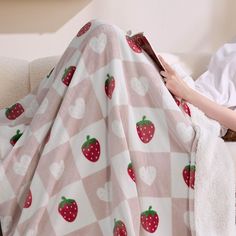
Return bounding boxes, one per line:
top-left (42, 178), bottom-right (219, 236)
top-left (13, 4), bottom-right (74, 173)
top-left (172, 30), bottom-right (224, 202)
top-left (113, 218), bottom-right (127, 236)
top-left (61, 66), bottom-right (76, 86)
top-left (174, 97), bottom-right (181, 106)
top-left (141, 206), bottom-right (159, 233)
top-left (81, 135), bottom-right (100, 162)
top-left (126, 35), bottom-right (142, 53)
top-left (10, 129), bottom-right (23, 146)
top-left (181, 101), bottom-right (191, 117)
top-left (5, 103), bottom-right (24, 120)
top-left (136, 116), bottom-right (155, 143)
top-left (182, 164), bottom-right (196, 189)
top-left (105, 74), bottom-right (115, 99)
top-left (58, 196), bottom-right (78, 222)
top-left (172, 95), bottom-right (191, 117)
top-left (77, 22), bottom-right (92, 37)
top-left (127, 163), bottom-right (136, 182)
top-left (24, 189), bottom-right (32, 208)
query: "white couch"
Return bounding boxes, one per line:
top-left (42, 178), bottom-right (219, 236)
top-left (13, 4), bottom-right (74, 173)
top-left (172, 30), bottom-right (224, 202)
top-left (0, 55), bottom-right (60, 109)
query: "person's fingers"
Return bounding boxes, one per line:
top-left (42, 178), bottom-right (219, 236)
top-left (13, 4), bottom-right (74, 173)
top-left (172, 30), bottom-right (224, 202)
top-left (160, 70), bottom-right (168, 77)
top-left (158, 55), bottom-right (175, 74)
top-left (158, 55), bottom-right (170, 69)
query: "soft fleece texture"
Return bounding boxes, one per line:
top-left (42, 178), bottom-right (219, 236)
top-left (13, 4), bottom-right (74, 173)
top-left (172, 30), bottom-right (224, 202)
top-left (180, 71), bottom-right (236, 235)
top-left (190, 104), bottom-right (235, 236)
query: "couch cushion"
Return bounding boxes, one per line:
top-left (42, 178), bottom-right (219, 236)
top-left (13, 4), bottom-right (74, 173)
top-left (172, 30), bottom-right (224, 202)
top-left (29, 56), bottom-right (60, 92)
top-left (0, 57), bottom-right (29, 109)
top-left (158, 52), bottom-right (212, 80)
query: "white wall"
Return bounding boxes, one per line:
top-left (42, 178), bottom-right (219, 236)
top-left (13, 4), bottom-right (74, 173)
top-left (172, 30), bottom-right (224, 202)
top-left (0, 0), bottom-right (235, 61)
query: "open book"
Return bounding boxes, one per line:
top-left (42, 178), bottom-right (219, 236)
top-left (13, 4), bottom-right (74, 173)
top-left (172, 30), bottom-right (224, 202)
top-left (128, 32), bottom-right (166, 74)
top-left (128, 32), bottom-right (193, 117)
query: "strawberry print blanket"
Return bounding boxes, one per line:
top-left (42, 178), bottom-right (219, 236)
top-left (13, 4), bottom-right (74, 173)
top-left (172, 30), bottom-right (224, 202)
top-left (0, 19), bottom-right (235, 236)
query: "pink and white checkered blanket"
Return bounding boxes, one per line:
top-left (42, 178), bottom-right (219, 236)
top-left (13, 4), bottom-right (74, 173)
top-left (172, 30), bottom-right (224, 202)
top-left (0, 20), bottom-right (235, 236)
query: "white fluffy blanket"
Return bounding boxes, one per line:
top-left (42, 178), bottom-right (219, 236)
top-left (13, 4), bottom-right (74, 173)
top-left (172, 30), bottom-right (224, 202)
top-left (172, 60), bottom-right (236, 235)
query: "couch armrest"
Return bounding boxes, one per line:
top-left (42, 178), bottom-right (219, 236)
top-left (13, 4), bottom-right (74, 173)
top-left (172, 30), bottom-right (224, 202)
top-left (0, 56), bottom-right (30, 109)
top-left (29, 56), bottom-right (60, 92)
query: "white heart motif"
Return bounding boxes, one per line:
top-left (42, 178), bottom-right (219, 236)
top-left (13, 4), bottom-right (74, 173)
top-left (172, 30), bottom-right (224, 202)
top-left (0, 164), bottom-right (5, 181)
top-left (25, 99), bottom-right (39, 118)
top-left (111, 120), bottom-right (125, 138)
top-left (139, 166), bottom-right (156, 186)
top-left (37, 98), bottom-right (48, 114)
top-left (1, 216), bottom-right (12, 233)
top-left (96, 181), bottom-right (112, 202)
top-left (68, 98), bottom-right (85, 119)
top-left (130, 76), bottom-right (149, 96)
top-left (183, 211), bottom-right (195, 231)
top-left (89, 33), bottom-right (107, 54)
top-left (176, 122), bottom-right (194, 143)
top-left (49, 160), bottom-right (64, 180)
top-left (13, 155), bottom-right (31, 176)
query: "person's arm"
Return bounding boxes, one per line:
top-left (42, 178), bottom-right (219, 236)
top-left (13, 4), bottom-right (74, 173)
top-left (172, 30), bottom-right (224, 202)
top-left (158, 55), bottom-right (236, 132)
top-left (186, 88), bottom-right (236, 132)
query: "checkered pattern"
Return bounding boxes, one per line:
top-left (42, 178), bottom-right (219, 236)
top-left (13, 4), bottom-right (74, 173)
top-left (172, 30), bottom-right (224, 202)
top-left (0, 20), bottom-right (197, 235)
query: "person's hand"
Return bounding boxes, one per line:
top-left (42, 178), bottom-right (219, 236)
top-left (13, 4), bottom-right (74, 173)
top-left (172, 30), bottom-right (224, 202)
top-left (158, 55), bottom-right (192, 101)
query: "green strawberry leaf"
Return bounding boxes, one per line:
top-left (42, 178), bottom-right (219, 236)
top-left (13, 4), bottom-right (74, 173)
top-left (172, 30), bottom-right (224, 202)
top-left (141, 206), bottom-right (157, 217)
top-left (105, 74), bottom-right (114, 86)
top-left (62, 66), bottom-right (74, 80)
top-left (184, 164), bottom-right (196, 171)
top-left (82, 135), bottom-right (97, 149)
top-left (11, 129), bottom-right (23, 140)
top-left (136, 116), bottom-right (152, 126)
top-left (190, 165), bottom-right (196, 171)
top-left (128, 163), bottom-right (133, 169)
top-left (59, 196), bottom-right (75, 208)
top-left (114, 218), bottom-right (124, 228)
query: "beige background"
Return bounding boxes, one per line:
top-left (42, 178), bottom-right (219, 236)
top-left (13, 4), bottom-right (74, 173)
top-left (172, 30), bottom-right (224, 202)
top-left (0, 0), bottom-right (235, 60)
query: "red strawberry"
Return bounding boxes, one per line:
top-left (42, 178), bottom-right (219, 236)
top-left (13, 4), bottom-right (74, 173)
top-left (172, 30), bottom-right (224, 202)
top-left (126, 35), bottom-right (142, 53)
top-left (5, 103), bottom-right (24, 120)
top-left (81, 135), bottom-right (100, 162)
top-left (181, 101), bottom-right (191, 117)
top-left (136, 116), bottom-right (155, 143)
top-left (77, 22), bottom-right (92, 37)
top-left (182, 164), bottom-right (196, 189)
top-left (10, 129), bottom-right (23, 146)
top-left (61, 66), bottom-right (76, 86)
top-left (24, 189), bottom-right (32, 208)
top-left (174, 97), bottom-right (181, 106)
top-left (113, 218), bottom-right (127, 236)
top-left (58, 196), bottom-right (78, 222)
top-left (141, 206), bottom-right (159, 233)
top-left (105, 74), bottom-right (115, 99)
top-left (127, 163), bottom-right (136, 182)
